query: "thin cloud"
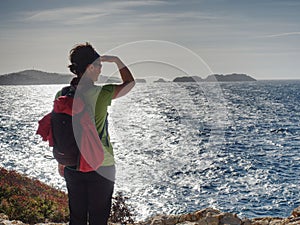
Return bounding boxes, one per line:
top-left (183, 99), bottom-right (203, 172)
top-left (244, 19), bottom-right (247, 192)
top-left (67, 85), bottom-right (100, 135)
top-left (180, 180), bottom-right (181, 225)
top-left (23, 6), bottom-right (113, 24)
top-left (109, 0), bottom-right (168, 8)
top-left (257, 32), bottom-right (300, 38)
top-left (22, 1), bottom-right (168, 25)
top-left (140, 11), bottom-right (222, 21)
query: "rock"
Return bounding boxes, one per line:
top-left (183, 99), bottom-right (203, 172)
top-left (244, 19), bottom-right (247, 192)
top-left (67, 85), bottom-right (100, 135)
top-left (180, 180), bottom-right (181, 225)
top-left (2, 206), bottom-right (300, 224)
top-left (205, 215), bottom-right (219, 225)
top-left (176, 222), bottom-right (197, 225)
top-left (219, 212), bottom-right (242, 225)
top-left (165, 215), bottom-right (179, 225)
top-left (242, 219), bottom-right (252, 225)
top-left (291, 206), bottom-right (300, 218)
top-left (269, 218), bottom-right (288, 225)
top-left (146, 215), bottom-right (167, 225)
top-left (140, 207), bottom-right (300, 225)
top-left (251, 217), bottom-right (272, 225)
top-left (0, 214), bottom-right (9, 220)
top-left (140, 207), bottom-right (243, 225)
top-left (194, 219), bottom-right (207, 225)
top-left (0, 219), bottom-right (24, 225)
top-left (11, 221), bottom-right (24, 224)
top-left (181, 213), bottom-right (194, 222)
top-left (136, 207), bottom-right (300, 225)
top-left (287, 219), bottom-right (300, 225)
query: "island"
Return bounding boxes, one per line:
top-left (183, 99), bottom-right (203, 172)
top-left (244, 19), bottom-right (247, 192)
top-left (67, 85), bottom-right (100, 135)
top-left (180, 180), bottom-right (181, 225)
top-left (154, 78), bottom-right (167, 83)
top-left (0, 69), bottom-right (121, 85)
top-left (173, 76), bottom-right (203, 82)
top-left (205, 73), bottom-right (256, 82)
top-left (0, 70), bottom-right (72, 85)
top-left (135, 78), bottom-right (147, 83)
top-left (173, 73), bottom-right (256, 82)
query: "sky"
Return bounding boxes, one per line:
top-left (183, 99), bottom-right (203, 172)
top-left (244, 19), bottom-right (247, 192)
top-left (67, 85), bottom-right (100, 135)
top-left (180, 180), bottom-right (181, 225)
top-left (0, 0), bottom-right (299, 80)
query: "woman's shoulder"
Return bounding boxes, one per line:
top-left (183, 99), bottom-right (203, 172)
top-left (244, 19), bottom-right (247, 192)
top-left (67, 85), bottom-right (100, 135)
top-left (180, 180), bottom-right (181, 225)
top-left (101, 84), bottom-right (115, 91)
top-left (92, 84), bottom-right (115, 94)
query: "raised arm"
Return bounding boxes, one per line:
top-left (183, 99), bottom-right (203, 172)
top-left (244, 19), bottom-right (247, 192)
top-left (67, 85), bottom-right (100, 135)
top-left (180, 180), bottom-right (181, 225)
top-left (100, 55), bottom-right (135, 99)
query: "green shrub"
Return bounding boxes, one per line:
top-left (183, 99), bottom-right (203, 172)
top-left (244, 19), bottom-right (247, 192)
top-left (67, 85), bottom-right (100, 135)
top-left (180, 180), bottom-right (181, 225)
top-left (0, 167), bottom-right (69, 224)
top-left (0, 167), bottom-right (135, 224)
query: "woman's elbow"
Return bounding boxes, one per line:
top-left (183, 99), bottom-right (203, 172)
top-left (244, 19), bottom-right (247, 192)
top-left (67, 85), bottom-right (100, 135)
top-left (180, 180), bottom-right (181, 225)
top-left (113, 81), bottom-right (135, 99)
top-left (131, 80), bottom-right (136, 88)
top-left (126, 80), bottom-right (135, 93)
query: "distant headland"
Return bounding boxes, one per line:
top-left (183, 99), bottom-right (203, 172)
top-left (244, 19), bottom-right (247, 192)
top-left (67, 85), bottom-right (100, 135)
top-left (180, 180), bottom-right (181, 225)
top-left (0, 70), bottom-right (256, 85)
top-left (0, 70), bottom-right (121, 85)
top-left (173, 73), bottom-right (256, 82)
top-left (0, 70), bottom-right (71, 85)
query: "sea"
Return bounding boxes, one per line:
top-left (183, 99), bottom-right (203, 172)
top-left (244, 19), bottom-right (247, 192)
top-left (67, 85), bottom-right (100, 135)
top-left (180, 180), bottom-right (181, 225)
top-left (0, 80), bottom-right (299, 221)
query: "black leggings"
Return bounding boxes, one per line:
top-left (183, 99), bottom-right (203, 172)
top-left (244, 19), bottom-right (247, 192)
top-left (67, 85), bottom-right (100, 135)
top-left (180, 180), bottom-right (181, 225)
top-left (64, 166), bottom-right (115, 225)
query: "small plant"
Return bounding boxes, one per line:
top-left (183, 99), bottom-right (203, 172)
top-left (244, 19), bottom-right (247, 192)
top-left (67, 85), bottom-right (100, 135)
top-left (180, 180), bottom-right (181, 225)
top-left (111, 191), bottom-right (135, 224)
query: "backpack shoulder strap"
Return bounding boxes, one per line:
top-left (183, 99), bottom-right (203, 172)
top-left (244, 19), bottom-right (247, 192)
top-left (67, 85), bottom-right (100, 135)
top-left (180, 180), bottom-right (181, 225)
top-left (61, 86), bottom-right (76, 97)
top-left (99, 113), bottom-right (110, 147)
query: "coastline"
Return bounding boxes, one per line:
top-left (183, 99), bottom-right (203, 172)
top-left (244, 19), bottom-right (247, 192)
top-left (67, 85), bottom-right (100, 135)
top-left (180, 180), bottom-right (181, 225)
top-left (1, 167), bottom-right (300, 225)
top-left (1, 206), bottom-right (300, 225)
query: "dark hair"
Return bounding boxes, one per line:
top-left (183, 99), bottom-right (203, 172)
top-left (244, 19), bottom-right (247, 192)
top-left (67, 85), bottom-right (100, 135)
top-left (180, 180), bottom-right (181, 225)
top-left (68, 42), bottom-right (100, 77)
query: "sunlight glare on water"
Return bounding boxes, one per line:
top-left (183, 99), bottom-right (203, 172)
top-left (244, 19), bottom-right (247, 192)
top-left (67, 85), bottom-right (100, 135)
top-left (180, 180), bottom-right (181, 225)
top-left (0, 81), bottom-right (300, 221)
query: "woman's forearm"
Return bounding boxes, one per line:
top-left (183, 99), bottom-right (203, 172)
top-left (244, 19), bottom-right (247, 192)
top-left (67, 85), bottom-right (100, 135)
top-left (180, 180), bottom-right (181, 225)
top-left (101, 55), bottom-right (135, 99)
top-left (115, 57), bottom-right (135, 83)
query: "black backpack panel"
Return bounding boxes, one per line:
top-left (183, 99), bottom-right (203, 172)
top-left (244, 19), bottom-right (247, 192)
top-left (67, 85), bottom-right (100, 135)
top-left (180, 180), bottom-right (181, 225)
top-left (51, 111), bottom-right (81, 166)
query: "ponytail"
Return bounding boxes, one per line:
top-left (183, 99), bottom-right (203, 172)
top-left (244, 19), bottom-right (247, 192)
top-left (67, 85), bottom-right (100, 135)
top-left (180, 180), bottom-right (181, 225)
top-left (70, 77), bottom-right (81, 87)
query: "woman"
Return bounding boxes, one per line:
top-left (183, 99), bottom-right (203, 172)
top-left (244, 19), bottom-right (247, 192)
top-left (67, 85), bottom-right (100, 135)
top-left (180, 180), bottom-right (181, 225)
top-left (57, 42), bottom-right (135, 225)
